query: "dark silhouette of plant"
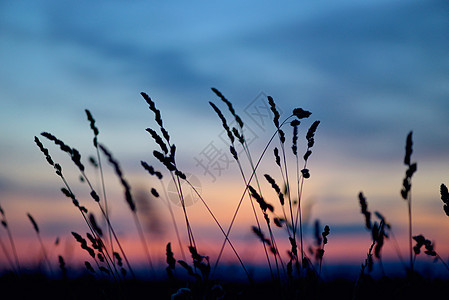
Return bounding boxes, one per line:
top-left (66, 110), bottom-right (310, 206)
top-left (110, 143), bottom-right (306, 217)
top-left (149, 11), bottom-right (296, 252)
top-left (358, 192), bottom-right (392, 278)
top-left (401, 131), bottom-right (417, 273)
top-left (27, 213), bottom-right (53, 276)
top-left (0, 202), bottom-right (21, 274)
top-left (37, 132), bottom-right (135, 280)
top-left (440, 184), bottom-right (449, 216)
top-left (413, 234), bottom-right (449, 273)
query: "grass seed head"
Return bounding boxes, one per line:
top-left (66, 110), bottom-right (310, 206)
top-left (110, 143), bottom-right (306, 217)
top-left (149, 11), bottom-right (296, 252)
top-left (404, 131), bottom-right (413, 166)
top-left (401, 162), bottom-right (417, 200)
top-left (88, 156), bottom-right (98, 168)
top-left (89, 213), bottom-right (103, 237)
top-left (140, 92), bottom-right (164, 128)
top-left (291, 120), bottom-right (300, 155)
top-left (141, 161), bottom-right (163, 179)
top-left (273, 217), bottom-right (284, 228)
top-left (278, 128), bottom-right (286, 144)
top-left (301, 168), bottom-right (310, 179)
top-left (27, 213), bottom-right (39, 233)
top-left (322, 225), bottom-right (330, 245)
top-left (289, 237), bottom-right (298, 257)
top-left (41, 132), bottom-right (73, 155)
top-left (230, 145), bottom-right (238, 161)
top-left (169, 144), bottom-right (176, 163)
top-left (274, 147), bottom-right (280, 166)
top-left (90, 191), bottom-right (100, 202)
top-left (264, 174), bottom-right (284, 205)
top-left (232, 127), bottom-right (245, 145)
top-left (209, 101), bottom-right (234, 144)
top-left (211, 87), bottom-right (244, 128)
top-left (160, 127), bottom-right (170, 143)
top-left (306, 121), bottom-right (320, 148)
top-left (151, 188), bottom-right (159, 197)
top-left (441, 184), bottom-right (449, 216)
top-left (166, 242), bottom-right (176, 270)
top-left (85, 109), bottom-right (99, 148)
top-left (178, 260), bottom-right (200, 279)
top-left (34, 136), bottom-right (54, 166)
top-left (248, 185), bottom-right (273, 212)
top-left (264, 174), bottom-right (280, 194)
top-left (86, 233), bottom-right (99, 250)
top-left (153, 150), bottom-right (176, 172)
top-left (100, 144), bottom-right (136, 212)
top-left (113, 252), bottom-right (123, 267)
top-left (359, 192), bottom-right (372, 230)
top-left (71, 232), bottom-right (86, 246)
top-left (146, 128), bottom-right (168, 154)
top-left (85, 261), bottom-right (95, 273)
top-left (251, 226), bottom-right (271, 246)
top-left (175, 170), bottom-right (186, 180)
top-left (58, 255), bottom-right (67, 277)
top-left (440, 184), bottom-right (449, 204)
top-left (293, 108), bottom-right (312, 119)
top-left (61, 188), bottom-right (74, 199)
top-left (54, 163), bottom-right (62, 176)
top-left (70, 148), bottom-right (85, 172)
top-left (85, 109), bottom-right (99, 136)
top-left (267, 96), bottom-right (280, 129)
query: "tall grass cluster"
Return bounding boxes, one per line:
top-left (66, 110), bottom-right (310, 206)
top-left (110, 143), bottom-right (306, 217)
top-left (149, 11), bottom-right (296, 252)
top-left (1, 89), bottom-right (448, 299)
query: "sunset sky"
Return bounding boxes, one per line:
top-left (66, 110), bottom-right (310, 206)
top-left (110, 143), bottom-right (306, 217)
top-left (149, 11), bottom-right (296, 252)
top-left (1, 0), bottom-right (449, 279)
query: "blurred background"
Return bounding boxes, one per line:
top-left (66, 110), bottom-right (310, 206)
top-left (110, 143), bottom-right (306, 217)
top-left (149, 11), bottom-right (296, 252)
top-left (1, 0), bottom-right (448, 279)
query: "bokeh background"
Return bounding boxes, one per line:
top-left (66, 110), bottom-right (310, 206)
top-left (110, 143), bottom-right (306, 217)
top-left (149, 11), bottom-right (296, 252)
top-left (1, 0), bottom-right (448, 279)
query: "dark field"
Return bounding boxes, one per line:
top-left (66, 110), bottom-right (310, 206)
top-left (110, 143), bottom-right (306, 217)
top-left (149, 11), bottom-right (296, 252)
top-left (1, 271), bottom-right (449, 300)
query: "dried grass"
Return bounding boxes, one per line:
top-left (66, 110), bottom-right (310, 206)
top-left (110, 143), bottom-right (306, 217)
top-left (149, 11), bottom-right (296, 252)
top-left (12, 89), bottom-right (447, 300)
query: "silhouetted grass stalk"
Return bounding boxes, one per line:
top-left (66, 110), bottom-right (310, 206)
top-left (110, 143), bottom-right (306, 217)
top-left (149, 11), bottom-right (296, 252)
top-left (63, 176), bottom-right (121, 279)
top-left (268, 96), bottom-right (296, 243)
top-left (98, 143), bottom-right (151, 277)
top-left (141, 161), bottom-right (186, 260)
top-left (145, 93), bottom-right (250, 281)
top-left (210, 93), bottom-right (315, 286)
top-left (295, 120), bottom-right (319, 269)
top-left (222, 116), bottom-right (294, 232)
top-left (141, 92), bottom-right (198, 253)
top-left (76, 163), bottom-right (131, 279)
top-left (85, 109), bottom-right (115, 260)
top-left (0, 235), bottom-right (15, 273)
top-left (37, 134), bottom-right (132, 279)
top-left (172, 172), bottom-right (197, 250)
top-left (402, 131), bottom-right (416, 274)
top-left (0, 204), bottom-right (21, 274)
top-left (238, 139), bottom-right (274, 279)
top-left (208, 95), bottom-right (273, 280)
top-left (27, 213), bottom-right (53, 276)
top-left (183, 178), bottom-right (251, 280)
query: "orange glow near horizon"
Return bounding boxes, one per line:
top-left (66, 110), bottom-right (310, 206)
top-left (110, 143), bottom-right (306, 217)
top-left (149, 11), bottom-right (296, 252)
top-left (2, 158), bottom-right (449, 279)
top-left (1, 116), bottom-right (449, 279)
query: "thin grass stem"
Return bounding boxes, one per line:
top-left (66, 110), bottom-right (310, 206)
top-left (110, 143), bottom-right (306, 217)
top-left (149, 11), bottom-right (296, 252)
top-left (0, 235), bottom-right (16, 273)
top-left (157, 178), bottom-right (186, 261)
top-left (184, 179), bottom-right (251, 281)
top-left (132, 212), bottom-right (155, 277)
top-left (212, 115), bottom-right (295, 279)
top-left (3, 216), bottom-right (21, 274)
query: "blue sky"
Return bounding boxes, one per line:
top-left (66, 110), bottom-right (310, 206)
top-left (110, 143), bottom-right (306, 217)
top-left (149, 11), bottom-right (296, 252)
top-left (0, 0), bottom-right (449, 269)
